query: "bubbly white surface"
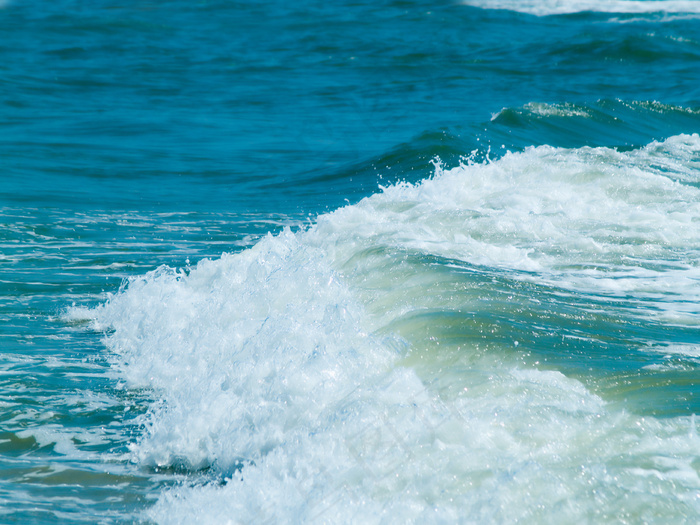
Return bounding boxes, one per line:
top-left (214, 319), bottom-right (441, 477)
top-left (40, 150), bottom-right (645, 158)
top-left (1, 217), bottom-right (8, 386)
top-left (463, 0), bottom-right (700, 16)
top-left (91, 135), bottom-right (700, 523)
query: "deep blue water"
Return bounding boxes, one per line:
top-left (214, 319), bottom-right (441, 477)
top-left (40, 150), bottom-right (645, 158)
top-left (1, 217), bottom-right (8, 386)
top-left (2, 1), bottom-right (700, 523)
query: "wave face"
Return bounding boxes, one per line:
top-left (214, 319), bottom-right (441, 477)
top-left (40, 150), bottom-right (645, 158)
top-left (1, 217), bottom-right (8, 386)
top-left (463, 0), bottom-right (700, 16)
top-left (6, 0), bottom-right (700, 521)
top-left (90, 134), bottom-right (700, 523)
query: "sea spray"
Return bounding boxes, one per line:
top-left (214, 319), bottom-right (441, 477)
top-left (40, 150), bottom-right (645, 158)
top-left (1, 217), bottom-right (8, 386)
top-left (85, 135), bottom-right (700, 522)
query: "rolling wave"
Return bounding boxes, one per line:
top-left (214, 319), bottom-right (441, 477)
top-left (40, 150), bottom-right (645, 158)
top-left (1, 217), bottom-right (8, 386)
top-left (76, 133), bottom-right (700, 523)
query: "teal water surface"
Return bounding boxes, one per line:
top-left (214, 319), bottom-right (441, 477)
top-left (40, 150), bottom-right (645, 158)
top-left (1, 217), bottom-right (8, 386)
top-left (2, 1), bottom-right (700, 523)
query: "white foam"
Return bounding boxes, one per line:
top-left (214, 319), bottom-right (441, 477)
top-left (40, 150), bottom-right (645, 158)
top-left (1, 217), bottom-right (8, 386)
top-left (462, 0), bottom-right (700, 16)
top-left (143, 366), bottom-right (700, 523)
top-left (646, 344), bottom-right (700, 360)
top-left (492, 102), bottom-right (593, 121)
top-left (92, 134), bottom-right (700, 523)
top-left (317, 134), bottom-right (700, 319)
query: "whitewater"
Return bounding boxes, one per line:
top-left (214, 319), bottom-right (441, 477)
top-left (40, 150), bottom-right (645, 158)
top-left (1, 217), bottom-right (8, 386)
top-left (4, 0), bottom-right (700, 522)
top-left (65, 135), bottom-right (700, 523)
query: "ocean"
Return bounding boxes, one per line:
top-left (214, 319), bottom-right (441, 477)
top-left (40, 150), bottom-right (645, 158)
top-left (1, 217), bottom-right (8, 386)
top-left (2, 0), bottom-right (700, 523)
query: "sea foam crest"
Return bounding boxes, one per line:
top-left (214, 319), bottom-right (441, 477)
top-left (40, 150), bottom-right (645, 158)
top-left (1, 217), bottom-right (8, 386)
top-left (491, 102), bottom-right (593, 121)
top-left (463, 0), bottom-right (700, 16)
top-left (95, 229), bottom-right (402, 473)
top-left (318, 133), bottom-right (700, 318)
top-left (93, 134), bottom-right (700, 523)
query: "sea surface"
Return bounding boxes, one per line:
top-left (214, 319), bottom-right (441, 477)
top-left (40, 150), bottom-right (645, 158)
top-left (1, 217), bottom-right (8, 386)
top-left (2, 0), bottom-right (700, 523)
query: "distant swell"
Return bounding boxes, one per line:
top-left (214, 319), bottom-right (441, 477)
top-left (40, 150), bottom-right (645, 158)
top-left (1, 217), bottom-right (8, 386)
top-left (463, 0), bottom-right (700, 16)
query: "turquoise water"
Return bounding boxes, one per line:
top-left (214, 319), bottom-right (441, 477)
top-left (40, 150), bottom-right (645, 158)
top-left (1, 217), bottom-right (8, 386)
top-left (2, 1), bottom-right (700, 523)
